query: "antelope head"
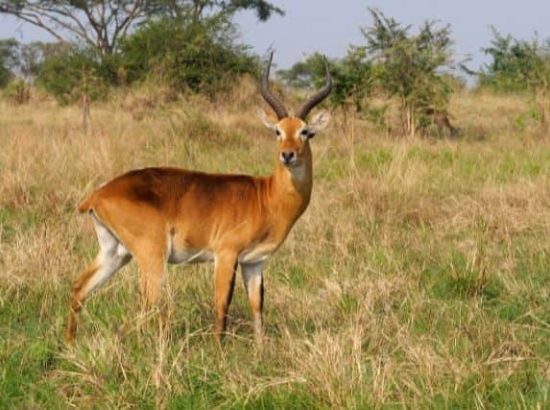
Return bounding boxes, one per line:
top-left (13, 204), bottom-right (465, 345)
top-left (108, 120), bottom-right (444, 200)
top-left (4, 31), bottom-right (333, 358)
top-left (259, 52), bottom-right (332, 169)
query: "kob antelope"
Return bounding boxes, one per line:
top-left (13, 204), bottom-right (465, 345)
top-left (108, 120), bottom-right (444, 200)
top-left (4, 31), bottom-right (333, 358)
top-left (66, 52), bottom-right (332, 343)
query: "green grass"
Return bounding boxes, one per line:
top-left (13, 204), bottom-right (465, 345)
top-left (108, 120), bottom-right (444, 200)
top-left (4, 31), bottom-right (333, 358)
top-left (1, 92), bottom-right (550, 408)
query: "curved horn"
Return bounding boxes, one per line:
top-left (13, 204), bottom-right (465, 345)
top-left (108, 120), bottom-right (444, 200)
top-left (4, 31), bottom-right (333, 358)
top-left (260, 51), bottom-right (288, 119)
top-left (297, 58), bottom-right (333, 120)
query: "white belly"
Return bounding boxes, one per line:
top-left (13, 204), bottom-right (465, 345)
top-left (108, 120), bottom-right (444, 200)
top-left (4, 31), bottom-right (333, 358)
top-left (238, 242), bottom-right (278, 264)
top-left (167, 240), bottom-right (278, 265)
top-left (168, 248), bottom-right (215, 264)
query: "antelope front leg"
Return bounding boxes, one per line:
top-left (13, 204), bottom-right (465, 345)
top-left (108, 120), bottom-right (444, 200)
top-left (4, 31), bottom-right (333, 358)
top-left (135, 253), bottom-right (167, 311)
top-left (241, 262), bottom-right (264, 342)
top-left (214, 252), bottom-right (238, 341)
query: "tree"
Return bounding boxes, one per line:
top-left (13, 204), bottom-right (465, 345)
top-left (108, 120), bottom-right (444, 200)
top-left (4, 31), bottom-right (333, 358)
top-left (479, 28), bottom-right (550, 92)
top-left (119, 16), bottom-right (255, 95)
top-left (364, 8), bottom-right (454, 137)
top-left (480, 29), bottom-right (550, 128)
top-left (278, 10), bottom-right (456, 137)
top-left (0, 0), bottom-right (283, 58)
top-left (278, 50), bottom-right (372, 112)
top-left (0, 1), bottom-right (148, 57)
top-left (158, 0), bottom-right (283, 22)
top-left (0, 38), bottom-right (18, 87)
top-left (36, 46), bottom-right (113, 104)
top-left (330, 47), bottom-right (372, 111)
top-left (18, 42), bottom-right (47, 80)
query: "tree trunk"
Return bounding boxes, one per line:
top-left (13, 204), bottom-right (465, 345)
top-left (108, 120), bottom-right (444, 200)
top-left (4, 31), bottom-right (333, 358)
top-left (81, 93), bottom-right (90, 133)
top-left (536, 89), bottom-right (549, 133)
top-left (404, 105), bottom-right (415, 138)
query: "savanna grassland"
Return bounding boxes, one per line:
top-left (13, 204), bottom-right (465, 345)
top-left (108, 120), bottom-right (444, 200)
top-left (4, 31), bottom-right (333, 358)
top-left (1, 84), bottom-right (550, 409)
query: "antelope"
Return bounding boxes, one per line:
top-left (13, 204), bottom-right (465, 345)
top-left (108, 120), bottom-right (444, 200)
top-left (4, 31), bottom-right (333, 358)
top-left (66, 52), bottom-right (332, 343)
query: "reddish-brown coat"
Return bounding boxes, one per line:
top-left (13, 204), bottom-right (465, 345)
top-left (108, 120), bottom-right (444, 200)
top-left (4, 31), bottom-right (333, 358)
top-left (66, 116), bottom-right (320, 343)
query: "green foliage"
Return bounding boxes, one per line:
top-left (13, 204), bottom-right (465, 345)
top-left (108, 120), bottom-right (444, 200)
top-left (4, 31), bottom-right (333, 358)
top-left (479, 28), bottom-right (550, 93)
top-left (0, 40), bottom-right (73, 84)
top-left (119, 17), bottom-right (256, 95)
top-left (277, 55), bottom-right (320, 89)
top-left (278, 10), bottom-right (456, 136)
top-left (364, 8), bottom-right (454, 136)
top-left (17, 41), bottom-right (51, 79)
top-left (479, 29), bottom-right (550, 129)
top-left (278, 49), bottom-right (372, 111)
top-left (36, 46), bottom-right (114, 104)
top-left (4, 14), bottom-right (259, 102)
top-left (331, 47), bottom-right (373, 110)
top-left (3, 78), bottom-right (30, 104)
top-left (156, 0), bottom-right (284, 22)
top-left (0, 38), bottom-right (18, 87)
top-left (0, 0), bottom-right (283, 58)
top-left (0, 56), bottom-right (10, 87)
top-left (440, 72), bottom-right (467, 92)
top-left (0, 1), bottom-right (279, 100)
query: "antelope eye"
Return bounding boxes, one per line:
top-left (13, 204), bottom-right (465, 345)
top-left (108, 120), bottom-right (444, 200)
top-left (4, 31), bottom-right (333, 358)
top-left (301, 129), bottom-right (310, 137)
top-left (275, 129), bottom-right (281, 136)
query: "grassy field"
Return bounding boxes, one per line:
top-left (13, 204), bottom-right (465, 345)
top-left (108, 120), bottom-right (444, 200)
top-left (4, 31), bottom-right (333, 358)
top-left (1, 86), bottom-right (549, 409)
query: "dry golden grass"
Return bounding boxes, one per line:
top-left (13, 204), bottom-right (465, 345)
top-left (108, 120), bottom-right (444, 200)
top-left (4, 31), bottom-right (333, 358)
top-left (1, 87), bottom-right (549, 408)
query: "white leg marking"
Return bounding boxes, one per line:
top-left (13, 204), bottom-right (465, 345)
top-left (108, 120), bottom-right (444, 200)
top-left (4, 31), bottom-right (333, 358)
top-left (242, 262), bottom-right (263, 298)
top-left (241, 262), bottom-right (264, 340)
top-left (83, 216), bottom-right (132, 294)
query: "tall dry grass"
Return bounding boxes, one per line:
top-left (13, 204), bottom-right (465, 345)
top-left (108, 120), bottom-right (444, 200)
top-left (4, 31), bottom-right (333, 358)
top-left (0, 85), bottom-right (549, 408)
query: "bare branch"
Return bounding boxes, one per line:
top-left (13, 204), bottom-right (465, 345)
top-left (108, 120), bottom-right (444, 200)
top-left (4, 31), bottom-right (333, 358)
top-left (0, 0), bottom-right (280, 57)
top-left (0, 0), bottom-right (148, 56)
top-left (2, 10), bottom-right (66, 43)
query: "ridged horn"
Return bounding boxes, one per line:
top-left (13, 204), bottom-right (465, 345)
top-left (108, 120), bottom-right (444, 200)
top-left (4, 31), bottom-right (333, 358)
top-left (296, 58), bottom-right (332, 120)
top-left (260, 51), bottom-right (288, 119)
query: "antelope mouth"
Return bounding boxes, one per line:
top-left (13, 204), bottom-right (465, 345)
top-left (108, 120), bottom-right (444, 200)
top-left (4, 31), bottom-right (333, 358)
top-left (280, 156), bottom-right (299, 167)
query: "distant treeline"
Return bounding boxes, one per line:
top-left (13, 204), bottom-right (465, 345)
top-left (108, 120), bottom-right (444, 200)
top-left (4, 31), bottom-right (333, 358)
top-left (0, 0), bottom-right (283, 102)
top-left (0, 17), bottom-right (260, 103)
top-left (1, 3), bottom-right (549, 136)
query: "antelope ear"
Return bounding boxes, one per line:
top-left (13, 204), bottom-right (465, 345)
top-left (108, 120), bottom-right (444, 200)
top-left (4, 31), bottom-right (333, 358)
top-left (309, 110), bottom-right (331, 133)
top-left (257, 108), bottom-right (278, 130)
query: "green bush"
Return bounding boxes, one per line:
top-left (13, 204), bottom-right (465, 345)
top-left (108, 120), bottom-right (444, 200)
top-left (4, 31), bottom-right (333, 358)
top-left (0, 38), bottom-right (18, 88)
top-left (28, 16), bottom-right (257, 103)
top-left (0, 62), bottom-right (10, 88)
top-left (4, 79), bottom-right (30, 104)
top-left (364, 9), bottom-right (454, 137)
top-left (479, 29), bottom-right (550, 129)
top-left (36, 47), bottom-right (114, 104)
top-left (119, 17), bottom-right (256, 96)
top-left (479, 28), bottom-right (550, 93)
top-left (279, 10), bottom-right (456, 137)
top-left (278, 50), bottom-right (372, 111)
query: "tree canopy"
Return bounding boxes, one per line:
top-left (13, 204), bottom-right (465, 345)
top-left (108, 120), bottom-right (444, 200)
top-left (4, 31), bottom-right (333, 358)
top-left (0, 38), bottom-right (18, 86)
top-left (0, 0), bottom-right (283, 57)
top-left (278, 9), bottom-right (455, 137)
top-left (480, 28), bottom-right (550, 93)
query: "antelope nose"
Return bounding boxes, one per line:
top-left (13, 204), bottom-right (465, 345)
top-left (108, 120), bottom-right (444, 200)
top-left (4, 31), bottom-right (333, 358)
top-left (281, 150), bottom-right (296, 164)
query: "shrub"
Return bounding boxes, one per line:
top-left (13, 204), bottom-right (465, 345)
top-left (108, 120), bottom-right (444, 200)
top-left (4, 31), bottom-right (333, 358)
top-left (479, 29), bottom-right (550, 129)
top-left (479, 28), bottom-right (550, 93)
top-left (36, 46), bottom-right (114, 104)
top-left (0, 62), bottom-right (10, 88)
top-left (0, 38), bottom-right (18, 88)
top-left (119, 17), bottom-right (256, 96)
top-left (278, 50), bottom-right (373, 112)
top-left (364, 9), bottom-right (454, 137)
top-left (4, 79), bottom-right (30, 104)
top-left (279, 10), bottom-right (456, 137)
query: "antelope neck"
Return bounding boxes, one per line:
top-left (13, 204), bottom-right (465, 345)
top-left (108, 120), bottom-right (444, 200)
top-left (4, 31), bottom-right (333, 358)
top-left (265, 144), bottom-right (313, 220)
